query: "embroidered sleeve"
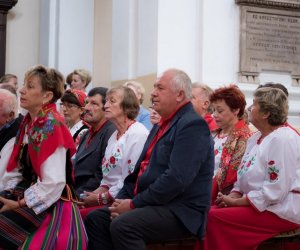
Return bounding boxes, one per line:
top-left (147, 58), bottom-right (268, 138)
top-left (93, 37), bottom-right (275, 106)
top-left (0, 138), bottom-right (20, 191)
top-left (247, 134), bottom-right (296, 212)
top-left (24, 147), bottom-right (66, 214)
top-left (2, 170), bottom-right (22, 191)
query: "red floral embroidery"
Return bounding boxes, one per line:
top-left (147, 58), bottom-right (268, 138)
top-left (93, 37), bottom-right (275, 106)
top-left (268, 163), bottom-right (279, 183)
top-left (110, 156), bottom-right (116, 164)
top-left (128, 159), bottom-right (131, 164)
top-left (214, 149), bottom-right (218, 155)
top-left (37, 116), bottom-right (47, 126)
top-left (223, 155), bottom-right (231, 165)
top-left (270, 172), bottom-right (278, 181)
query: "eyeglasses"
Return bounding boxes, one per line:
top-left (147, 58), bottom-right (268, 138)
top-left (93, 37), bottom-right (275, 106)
top-left (59, 103), bottom-right (80, 109)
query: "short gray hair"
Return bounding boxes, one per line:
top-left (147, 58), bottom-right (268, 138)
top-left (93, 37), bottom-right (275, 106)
top-left (0, 89), bottom-right (18, 118)
top-left (165, 69), bottom-right (192, 99)
top-left (192, 83), bottom-right (214, 113)
top-left (254, 87), bottom-right (288, 126)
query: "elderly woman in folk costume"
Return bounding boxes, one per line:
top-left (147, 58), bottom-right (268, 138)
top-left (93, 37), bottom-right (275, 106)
top-left (78, 86), bottom-right (149, 219)
top-left (200, 87), bottom-right (300, 250)
top-left (0, 65), bottom-right (87, 249)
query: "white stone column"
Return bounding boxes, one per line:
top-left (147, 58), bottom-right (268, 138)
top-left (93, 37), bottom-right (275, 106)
top-left (110, 0), bottom-right (158, 82)
top-left (111, 0), bottom-right (137, 81)
top-left (40, 0), bottom-right (94, 84)
top-left (156, 0), bottom-right (202, 81)
top-left (201, 0), bottom-right (240, 86)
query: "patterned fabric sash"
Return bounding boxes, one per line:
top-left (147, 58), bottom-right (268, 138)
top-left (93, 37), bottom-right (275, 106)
top-left (214, 119), bottom-right (252, 192)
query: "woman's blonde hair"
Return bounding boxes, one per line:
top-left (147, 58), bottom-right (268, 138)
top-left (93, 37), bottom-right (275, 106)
top-left (72, 69), bottom-right (92, 88)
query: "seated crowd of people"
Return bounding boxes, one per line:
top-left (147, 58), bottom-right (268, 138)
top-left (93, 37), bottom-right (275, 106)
top-left (0, 65), bottom-right (299, 250)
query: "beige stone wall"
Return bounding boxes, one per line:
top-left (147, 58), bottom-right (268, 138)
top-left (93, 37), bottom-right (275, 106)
top-left (93, 0), bottom-right (112, 89)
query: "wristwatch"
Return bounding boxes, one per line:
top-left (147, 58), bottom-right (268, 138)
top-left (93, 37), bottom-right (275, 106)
top-left (101, 193), bottom-right (108, 205)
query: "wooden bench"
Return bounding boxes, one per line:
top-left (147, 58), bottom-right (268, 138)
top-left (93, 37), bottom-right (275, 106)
top-left (147, 228), bottom-right (300, 250)
top-left (258, 228), bottom-right (300, 250)
top-left (147, 236), bottom-right (197, 250)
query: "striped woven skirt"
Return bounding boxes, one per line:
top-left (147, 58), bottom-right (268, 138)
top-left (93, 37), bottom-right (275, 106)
top-left (20, 200), bottom-right (87, 250)
top-left (0, 200), bottom-right (87, 250)
top-left (0, 206), bottom-right (47, 249)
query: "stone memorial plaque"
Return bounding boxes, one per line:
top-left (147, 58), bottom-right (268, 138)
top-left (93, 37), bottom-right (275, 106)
top-left (236, 0), bottom-right (300, 8)
top-left (280, 0), bottom-right (300, 4)
top-left (240, 6), bottom-right (300, 78)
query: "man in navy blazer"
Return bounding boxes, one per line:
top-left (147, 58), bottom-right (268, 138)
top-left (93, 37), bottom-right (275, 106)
top-left (85, 69), bottom-right (214, 250)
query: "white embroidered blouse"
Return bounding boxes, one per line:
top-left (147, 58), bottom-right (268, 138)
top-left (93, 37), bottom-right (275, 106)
top-left (213, 134), bottom-right (228, 176)
top-left (232, 127), bottom-right (300, 224)
top-left (100, 121), bottom-right (149, 198)
top-left (0, 138), bottom-right (15, 190)
top-left (1, 134), bottom-right (66, 215)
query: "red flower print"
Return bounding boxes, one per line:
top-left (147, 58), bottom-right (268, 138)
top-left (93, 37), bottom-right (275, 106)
top-left (102, 157), bottom-right (106, 164)
top-left (214, 149), bottom-right (218, 155)
top-left (37, 117), bottom-right (47, 126)
top-left (270, 172), bottom-right (278, 181)
top-left (128, 159), bottom-right (131, 164)
top-left (110, 156), bottom-right (116, 164)
top-left (268, 160), bottom-right (275, 165)
top-left (223, 155), bottom-right (230, 165)
top-left (268, 166), bottom-right (279, 182)
top-left (247, 161), bottom-right (251, 168)
top-left (36, 133), bottom-right (42, 143)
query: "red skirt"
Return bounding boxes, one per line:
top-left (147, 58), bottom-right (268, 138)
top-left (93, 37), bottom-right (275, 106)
top-left (196, 205), bottom-right (300, 250)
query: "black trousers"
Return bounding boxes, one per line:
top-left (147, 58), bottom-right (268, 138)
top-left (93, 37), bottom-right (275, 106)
top-left (85, 205), bottom-right (191, 250)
